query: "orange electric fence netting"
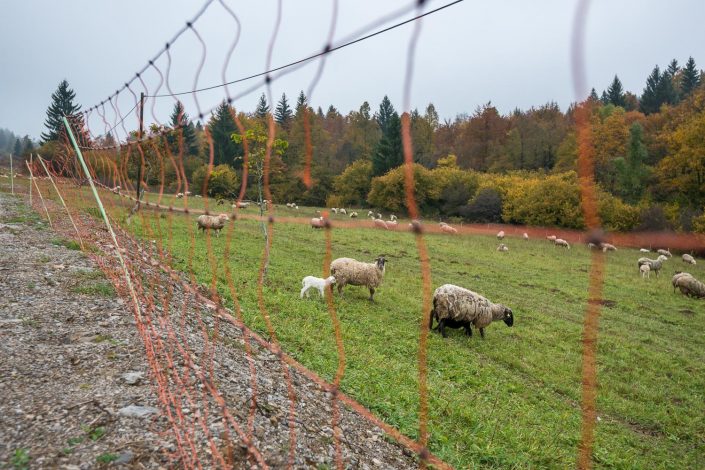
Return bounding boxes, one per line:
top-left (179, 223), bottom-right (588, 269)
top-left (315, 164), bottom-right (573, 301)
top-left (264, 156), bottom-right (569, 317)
top-left (9, 0), bottom-right (705, 469)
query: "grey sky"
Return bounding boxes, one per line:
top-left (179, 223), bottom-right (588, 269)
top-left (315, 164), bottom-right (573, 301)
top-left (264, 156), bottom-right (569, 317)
top-left (1, 0), bottom-right (704, 141)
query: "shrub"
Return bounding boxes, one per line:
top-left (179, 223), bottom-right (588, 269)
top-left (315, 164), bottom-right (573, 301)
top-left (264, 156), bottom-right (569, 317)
top-left (430, 156), bottom-right (479, 215)
top-left (636, 205), bottom-right (673, 231)
top-left (333, 160), bottom-right (372, 206)
top-left (191, 164), bottom-right (238, 200)
top-left (597, 191), bottom-right (640, 232)
top-left (367, 164), bottom-right (438, 213)
top-left (459, 188), bottom-right (503, 223)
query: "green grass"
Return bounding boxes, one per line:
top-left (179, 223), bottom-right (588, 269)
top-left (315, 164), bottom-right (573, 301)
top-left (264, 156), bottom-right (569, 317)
top-left (71, 269), bottom-right (116, 297)
top-left (51, 237), bottom-right (82, 251)
top-left (11, 448), bottom-right (30, 470)
top-left (96, 453), bottom-right (119, 464)
top-left (20, 184), bottom-right (705, 468)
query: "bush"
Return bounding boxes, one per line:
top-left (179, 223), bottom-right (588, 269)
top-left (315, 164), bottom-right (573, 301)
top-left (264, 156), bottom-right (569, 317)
top-left (459, 188), bottom-right (503, 223)
top-left (326, 194), bottom-right (344, 208)
top-left (430, 156), bottom-right (479, 215)
top-left (597, 191), bottom-right (640, 232)
top-left (333, 160), bottom-right (372, 206)
top-left (367, 164), bottom-right (438, 213)
top-left (637, 205), bottom-right (673, 231)
top-left (191, 164), bottom-right (238, 199)
top-left (502, 172), bottom-right (585, 229)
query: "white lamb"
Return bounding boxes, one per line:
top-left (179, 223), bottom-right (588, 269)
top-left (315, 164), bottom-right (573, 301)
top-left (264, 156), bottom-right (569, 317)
top-left (300, 275), bottom-right (336, 299)
top-left (523, 232), bottom-right (529, 241)
top-left (640, 264), bottom-right (651, 279)
top-left (496, 230), bottom-right (505, 240)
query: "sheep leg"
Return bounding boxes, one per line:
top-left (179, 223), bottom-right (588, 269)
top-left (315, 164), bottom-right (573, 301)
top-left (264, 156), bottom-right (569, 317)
top-left (300, 286), bottom-right (308, 299)
top-left (480, 328), bottom-right (485, 339)
top-left (439, 319), bottom-right (447, 338)
top-left (318, 287), bottom-right (324, 298)
top-left (368, 287), bottom-right (375, 302)
top-left (464, 324), bottom-right (472, 337)
top-left (428, 310), bottom-right (435, 330)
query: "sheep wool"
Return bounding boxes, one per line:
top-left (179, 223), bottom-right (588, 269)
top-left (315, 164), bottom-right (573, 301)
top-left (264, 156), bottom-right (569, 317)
top-left (430, 284), bottom-right (513, 338)
top-left (682, 254), bottom-right (696, 265)
top-left (673, 273), bottom-right (705, 298)
top-left (497, 243), bottom-right (509, 252)
top-left (637, 255), bottom-right (668, 276)
top-left (672, 272), bottom-right (694, 292)
top-left (601, 243), bottom-right (617, 252)
top-left (523, 232), bottom-right (529, 241)
top-left (640, 264), bottom-right (650, 279)
top-left (196, 214), bottom-right (229, 237)
top-left (554, 239), bottom-right (570, 249)
top-left (546, 235), bottom-right (557, 242)
top-left (497, 230), bottom-right (505, 240)
top-left (330, 256), bottom-right (387, 301)
top-left (657, 249), bottom-right (672, 258)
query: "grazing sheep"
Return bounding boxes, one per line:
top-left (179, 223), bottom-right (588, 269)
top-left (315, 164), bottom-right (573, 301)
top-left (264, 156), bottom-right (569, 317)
top-left (601, 243), bottom-right (617, 252)
top-left (387, 220), bottom-right (398, 229)
top-left (497, 230), bottom-right (505, 240)
top-left (311, 217), bottom-right (325, 229)
top-left (330, 256), bottom-right (387, 301)
top-left (389, 214), bottom-right (398, 221)
top-left (440, 223), bottom-right (458, 234)
top-left (184, 191), bottom-right (192, 196)
top-left (349, 211), bottom-right (358, 218)
top-left (429, 284), bottom-right (514, 338)
top-left (176, 192), bottom-right (184, 199)
top-left (546, 235), bottom-right (557, 242)
top-left (331, 207), bottom-right (338, 214)
top-left (672, 272), bottom-right (705, 298)
top-left (367, 210), bottom-right (374, 218)
top-left (376, 213), bottom-right (382, 220)
top-left (340, 208), bottom-right (347, 215)
top-left (373, 218), bottom-right (389, 230)
top-left (196, 214), bottom-right (229, 237)
top-left (523, 232), bottom-right (529, 241)
top-left (497, 243), bottom-right (509, 252)
top-left (195, 194), bottom-right (202, 198)
top-left (639, 248), bottom-right (650, 253)
top-left (640, 264), bottom-right (651, 279)
top-left (657, 249), bottom-right (672, 258)
top-left (682, 254), bottom-right (696, 265)
top-left (637, 255), bottom-right (668, 276)
top-left (295, 205), bottom-right (299, 210)
top-left (587, 242), bottom-right (597, 249)
top-left (300, 275), bottom-right (336, 299)
top-left (554, 238), bottom-right (570, 249)
top-left (672, 272), bottom-right (695, 293)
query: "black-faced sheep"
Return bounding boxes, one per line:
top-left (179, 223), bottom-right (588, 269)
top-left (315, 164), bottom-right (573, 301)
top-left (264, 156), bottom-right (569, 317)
top-left (429, 284), bottom-right (513, 338)
top-left (330, 256), bottom-right (386, 301)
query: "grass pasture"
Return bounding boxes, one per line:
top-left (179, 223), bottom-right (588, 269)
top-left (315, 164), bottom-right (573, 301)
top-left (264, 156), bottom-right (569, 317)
top-left (6, 180), bottom-right (705, 468)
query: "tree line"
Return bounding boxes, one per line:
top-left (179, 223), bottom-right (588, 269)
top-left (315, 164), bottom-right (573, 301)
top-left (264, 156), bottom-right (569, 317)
top-left (37, 56), bottom-right (705, 231)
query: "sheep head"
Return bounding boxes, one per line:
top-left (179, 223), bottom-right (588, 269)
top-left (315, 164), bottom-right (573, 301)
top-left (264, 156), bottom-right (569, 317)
top-left (502, 307), bottom-right (514, 327)
top-left (325, 275), bottom-right (336, 285)
top-left (375, 255), bottom-right (387, 272)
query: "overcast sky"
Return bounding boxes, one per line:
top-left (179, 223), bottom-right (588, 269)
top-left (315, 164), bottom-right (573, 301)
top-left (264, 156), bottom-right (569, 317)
top-left (1, 0), bottom-right (704, 142)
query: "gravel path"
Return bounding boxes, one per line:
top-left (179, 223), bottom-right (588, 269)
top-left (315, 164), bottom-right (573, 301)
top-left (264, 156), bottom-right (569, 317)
top-left (0, 192), bottom-right (422, 469)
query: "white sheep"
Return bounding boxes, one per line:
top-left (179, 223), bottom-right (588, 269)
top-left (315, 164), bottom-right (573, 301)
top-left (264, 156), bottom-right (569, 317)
top-left (300, 275), bottom-right (336, 299)
top-left (554, 238), bottom-right (570, 249)
top-left (682, 254), bottom-right (696, 265)
top-left (196, 214), bottom-right (229, 237)
top-left (601, 243), bottom-right (617, 252)
top-left (546, 235), bottom-right (557, 242)
top-left (332, 207), bottom-right (339, 214)
top-left (373, 218), bottom-right (389, 230)
top-left (376, 213), bottom-right (382, 220)
top-left (639, 248), bottom-right (650, 253)
top-left (496, 230), bottom-right (505, 240)
top-left (330, 256), bottom-right (387, 301)
top-left (294, 205), bottom-right (299, 210)
top-left (672, 272), bottom-right (705, 298)
top-left (389, 214), bottom-right (398, 221)
top-left (340, 208), bottom-right (347, 215)
top-left (640, 264), bottom-right (651, 279)
top-left (523, 232), bottom-right (529, 241)
top-left (497, 243), bottom-right (509, 252)
top-left (367, 210), bottom-right (374, 218)
top-left (176, 192), bottom-right (184, 199)
top-left (637, 255), bottom-right (668, 276)
top-left (440, 223), bottom-right (458, 234)
top-left (587, 242), bottom-right (597, 249)
top-left (184, 191), bottom-right (192, 196)
top-left (349, 211), bottom-right (358, 218)
top-left (386, 220), bottom-right (398, 230)
top-left (311, 217), bottom-right (325, 229)
top-left (429, 284), bottom-right (514, 338)
top-left (657, 249), bottom-right (672, 258)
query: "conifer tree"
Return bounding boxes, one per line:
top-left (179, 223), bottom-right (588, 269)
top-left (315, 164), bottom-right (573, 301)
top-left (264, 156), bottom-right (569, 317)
top-left (372, 111), bottom-right (402, 176)
top-left (41, 80), bottom-right (82, 142)
top-left (168, 101), bottom-right (198, 155)
top-left (640, 66), bottom-right (663, 114)
top-left (208, 100), bottom-right (242, 167)
top-left (274, 93), bottom-right (293, 128)
top-left (255, 93), bottom-right (270, 119)
top-left (606, 75), bottom-right (626, 108)
top-left (681, 56), bottom-right (701, 96)
top-left (588, 88), bottom-right (600, 103)
top-left (21, 136), bottom-right (34, 156)
top-left (295, 90), bottom-right (307, 115)
top-left (13, 139), bottom-right (22, 156)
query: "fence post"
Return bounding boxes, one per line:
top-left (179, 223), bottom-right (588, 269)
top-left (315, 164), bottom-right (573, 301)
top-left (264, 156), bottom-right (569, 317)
top-left (25, 160), bottom-right (52, 229)
top-left (29, 154), bottom-right (32, 204)
top-left (136, 92), bottom-right (145, 206)
top-left (62, 115), bottom-right (143, 322)
top-left (9, 152), bottom-right (13, 195)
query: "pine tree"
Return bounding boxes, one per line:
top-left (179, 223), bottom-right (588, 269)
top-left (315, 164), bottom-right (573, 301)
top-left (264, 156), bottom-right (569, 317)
top-left (168, 101), bottom-right (198, 155)
top-left (588, 88), bottom-right (600, 103)
top-left (41, 80), bottom-right (82, 142)
top-left (255, 93), bottom-right (270, 119)
top-left (681, 56), bottom-right (701, 96)
top-left (667, 59), bottom-right (680, 76)
top-left (13, 139), bottom-right (22, 156)
top-left (600, 90), bottom-right (609, 105)
top-left (640, 66), bottom-right (662, 114)
top-left (614, 122), bottom-right (649, 203)
top-left (295, 90), bottom-right (307, 116)
top-left (274, 93), bottom-right (293, 128)
top-left (208, 100), bottom-right (242, 168)
top-left (21, 136), bottom-right (34, 156)
top-left (372, 111), bottom-right (402, 176)
top-left (606, 75), bottom-right (626, 108)
top-left (375, 96), bottom-right (396, 134)
top-left (657, 66), bottom-right (678, 107)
